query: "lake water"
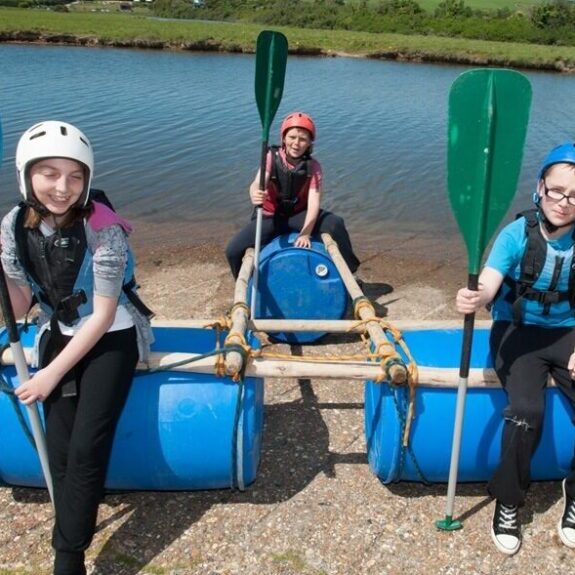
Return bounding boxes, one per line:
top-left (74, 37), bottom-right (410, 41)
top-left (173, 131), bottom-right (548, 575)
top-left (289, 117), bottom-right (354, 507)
top-left (1, 44), bottom-right (575, 251)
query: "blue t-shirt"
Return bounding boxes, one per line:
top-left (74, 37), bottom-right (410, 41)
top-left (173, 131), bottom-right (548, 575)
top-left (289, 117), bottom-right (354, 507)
top-left (486, 215), bottom-right (575, 327)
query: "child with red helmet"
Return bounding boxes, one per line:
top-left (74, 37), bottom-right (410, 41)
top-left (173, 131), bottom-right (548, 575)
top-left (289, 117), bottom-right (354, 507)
top-left (456, 143), bottom-right (575, 556)
top-left (225, 112), bottom-right (359, 278)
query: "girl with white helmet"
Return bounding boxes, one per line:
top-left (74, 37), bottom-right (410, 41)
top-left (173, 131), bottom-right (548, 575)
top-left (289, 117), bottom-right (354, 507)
top-left (1, 121), bottom-right (153, 575)
top-left (225, 112), bottom-right (360, 278)
top-left (456, 143), bottom-right (575, 556)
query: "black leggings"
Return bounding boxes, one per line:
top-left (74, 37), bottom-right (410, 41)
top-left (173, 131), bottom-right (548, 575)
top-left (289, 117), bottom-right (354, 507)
top-left (488, 321), bottom-right (575, 506)
top-left (41, 327), bottom-right (138, 574)
top-left (225, 208), bottom-right (360, 279)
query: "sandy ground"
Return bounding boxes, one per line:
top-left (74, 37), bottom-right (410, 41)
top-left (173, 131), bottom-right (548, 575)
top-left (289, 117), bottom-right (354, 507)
top-left (0, 231), bottom-right (572, 575)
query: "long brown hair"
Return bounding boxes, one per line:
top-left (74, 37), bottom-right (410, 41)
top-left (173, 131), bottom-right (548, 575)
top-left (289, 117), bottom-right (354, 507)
top-left (23, 202), bottom-right (94, 230)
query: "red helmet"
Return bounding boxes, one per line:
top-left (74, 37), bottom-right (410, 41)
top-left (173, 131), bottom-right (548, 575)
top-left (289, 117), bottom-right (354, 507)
top-left (280, 112), bottom-right (316, 141)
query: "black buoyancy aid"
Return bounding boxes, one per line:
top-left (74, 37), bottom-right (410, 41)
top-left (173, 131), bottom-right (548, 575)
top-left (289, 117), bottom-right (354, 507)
top-left (503, 209), bottom-right (575, 323)
top-left (269, 145), bottom-right (312, 216)
top-left (14, 189), bottom-right (154, 328)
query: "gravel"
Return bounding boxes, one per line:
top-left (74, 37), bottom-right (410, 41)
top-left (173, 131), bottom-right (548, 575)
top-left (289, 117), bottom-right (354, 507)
top-left (1, 236), bottom-right (572, 574)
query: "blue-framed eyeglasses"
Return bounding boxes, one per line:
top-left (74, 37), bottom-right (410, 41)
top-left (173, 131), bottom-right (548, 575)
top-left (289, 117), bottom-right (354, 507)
top-left (543, 182), bottom-right (575, 207)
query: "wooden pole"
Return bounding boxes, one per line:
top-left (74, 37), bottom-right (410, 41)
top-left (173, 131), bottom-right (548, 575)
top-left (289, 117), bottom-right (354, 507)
top-left (152, 318), bottom-right (494, 333)
top-left (0, 346), bottom-right (503, 387)
top-left (225, 248), bottom-right (254, 377)
top-left (321, 233), bottom-right (408, 385)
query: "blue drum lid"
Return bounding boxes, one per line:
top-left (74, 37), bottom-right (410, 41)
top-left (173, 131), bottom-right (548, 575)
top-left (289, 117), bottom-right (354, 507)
top-left (249, 234), bottom-right (348, 343)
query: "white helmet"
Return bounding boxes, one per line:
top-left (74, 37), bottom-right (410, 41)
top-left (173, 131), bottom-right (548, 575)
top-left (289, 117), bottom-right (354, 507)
top-left (16, 121), bottom-right (94, 207)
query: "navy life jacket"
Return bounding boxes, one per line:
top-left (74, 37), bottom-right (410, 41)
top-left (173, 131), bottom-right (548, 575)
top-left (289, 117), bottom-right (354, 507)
top-left (268, 145), bottom-right (312, 216)
top-left (502, 209), bottom-right (575, 324)
top-left (14, 189), bottom-right (154, 332)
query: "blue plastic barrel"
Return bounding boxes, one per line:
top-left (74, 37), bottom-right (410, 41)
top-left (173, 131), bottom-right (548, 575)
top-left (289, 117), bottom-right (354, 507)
top-left (0, 324), bottom-right (264, 491)
top-left (364, 327), bottom-right (575, 483)
top-left (249, 233), bottom-right (348, 343)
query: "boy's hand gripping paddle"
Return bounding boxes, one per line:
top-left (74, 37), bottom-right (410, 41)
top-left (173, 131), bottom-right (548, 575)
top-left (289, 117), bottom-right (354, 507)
top-left (0, 118), bottom-right (54, 505)
top-left (250, 30), bottom-right (288, 319)
top-left (435, 68), bottom-right (531, 531)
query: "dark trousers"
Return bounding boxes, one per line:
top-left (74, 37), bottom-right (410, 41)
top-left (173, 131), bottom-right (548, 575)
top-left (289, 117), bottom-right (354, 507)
top-left (225, 208), bottom-right (360, 279)
top-left (41, 327), bottom-right (138, 575)
top-left (488, 321), bottom-right (575, 506)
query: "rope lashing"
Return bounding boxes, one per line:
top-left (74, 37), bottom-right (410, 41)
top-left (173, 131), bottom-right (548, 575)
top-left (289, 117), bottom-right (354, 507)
top-left (143, 342), bottom-right (255, 380)
top-left (352, 295), bottom-right (375, 320)
top-left (391, 387), bottom-right (430, 485)
top-left (0, 370), bottom-right (37, 451)
top-left (202, 315), bottom-right (233, 332)
top-left (230, 302), bottom-right (250, 318)
top-left (224, 331), bottom-right (259, 382)
top-left (351, 316), bottom-right (419, 447)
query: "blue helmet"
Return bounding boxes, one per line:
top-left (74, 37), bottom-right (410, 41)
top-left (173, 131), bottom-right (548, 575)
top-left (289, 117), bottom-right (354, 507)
top-left (533, 142), bottom-right (575, 206)
top-left (537, 142), bottom-right (575, 181)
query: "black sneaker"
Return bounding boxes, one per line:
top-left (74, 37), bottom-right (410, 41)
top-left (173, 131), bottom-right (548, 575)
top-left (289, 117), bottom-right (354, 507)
top-left (491, 500), bottom-right (521, 555)
top-left (558, 479), bottom-right (575, 548)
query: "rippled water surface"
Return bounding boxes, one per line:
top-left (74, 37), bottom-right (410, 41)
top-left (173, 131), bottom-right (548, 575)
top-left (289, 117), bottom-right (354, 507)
top-left (2, 44), bottom-right (575, 250)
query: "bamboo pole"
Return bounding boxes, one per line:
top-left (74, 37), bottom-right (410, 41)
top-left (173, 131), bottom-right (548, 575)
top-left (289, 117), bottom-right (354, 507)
top-left (224, 248), bottom-right (254, 377)
top-left (0, 346), bottom-right (503, 387)
top-left (321, 233), bottom-right (408, 385)
top-left (152, 318), bottom-right (494, 333)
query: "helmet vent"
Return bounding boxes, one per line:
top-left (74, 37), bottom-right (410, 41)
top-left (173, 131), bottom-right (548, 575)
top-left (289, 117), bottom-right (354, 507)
top-left (60, 125), bottom-right (68, 136)
top-left (29, 131), bottom-right (46, 141)
top-left (79, 137), bottom-right (89, 147)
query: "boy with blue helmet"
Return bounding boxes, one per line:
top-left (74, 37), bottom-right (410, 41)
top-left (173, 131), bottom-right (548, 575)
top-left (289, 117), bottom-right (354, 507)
top-left (457, 142), bottom-right (575, 556)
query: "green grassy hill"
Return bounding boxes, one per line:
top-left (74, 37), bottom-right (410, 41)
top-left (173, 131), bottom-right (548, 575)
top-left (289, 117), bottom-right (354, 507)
top-left (347, 0), bottom-right (544, 11)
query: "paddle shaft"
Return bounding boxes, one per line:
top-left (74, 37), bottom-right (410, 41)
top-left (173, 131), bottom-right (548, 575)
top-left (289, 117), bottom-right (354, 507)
top-left (437, 69), bottom-right (531, 530)
top-left (250, 31), bottom-right (288, 320)
top-left (443, 274), bottom-right (478, 521)
top-left (250, 139), bottom-right (269, 319)
top-left (0, 261), bottom-right (54, 504)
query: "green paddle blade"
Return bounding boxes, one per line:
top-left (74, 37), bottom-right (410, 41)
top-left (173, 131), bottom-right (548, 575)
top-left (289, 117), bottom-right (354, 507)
top-left (255, 30), bottom-right (288, 140)
top-left (448, 68), bottom-right (532, 274)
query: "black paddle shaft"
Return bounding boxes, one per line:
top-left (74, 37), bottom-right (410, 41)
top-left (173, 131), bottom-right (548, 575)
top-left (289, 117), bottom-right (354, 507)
top-left (258, 140), bottom-right (269, 192)
top-left (459, 273), bottom-right (479, 379)
top-left (0, 262), bottom-right (20, 343)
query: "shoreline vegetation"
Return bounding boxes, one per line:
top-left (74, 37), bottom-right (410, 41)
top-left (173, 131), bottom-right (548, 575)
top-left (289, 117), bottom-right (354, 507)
top-left (2, 7), bottom-right (575, 73)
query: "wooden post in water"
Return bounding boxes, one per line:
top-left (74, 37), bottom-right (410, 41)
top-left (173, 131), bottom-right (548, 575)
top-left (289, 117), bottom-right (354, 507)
top-left (225, 248), bottom-right (254, 377)
top-left (321, 233), bottom-right (407, 385)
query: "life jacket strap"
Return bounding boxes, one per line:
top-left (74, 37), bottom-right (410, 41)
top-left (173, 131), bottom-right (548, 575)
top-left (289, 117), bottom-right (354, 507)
top-left (123, 277), bottom-right (155, 319)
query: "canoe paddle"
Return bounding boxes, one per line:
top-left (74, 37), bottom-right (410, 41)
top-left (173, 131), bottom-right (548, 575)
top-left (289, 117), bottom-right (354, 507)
top-left (0, 118), bottom-right (54, 505)
top-left (435, 68), bottom-right (531, 531)
top-left (250, 30), bottom-right (288, 319)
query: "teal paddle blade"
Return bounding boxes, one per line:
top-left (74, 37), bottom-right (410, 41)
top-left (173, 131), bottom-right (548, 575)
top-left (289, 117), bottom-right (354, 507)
top-left (255, 31), bottom-right (288, 140)
top-left (448, 68), bottom-right (532, 274)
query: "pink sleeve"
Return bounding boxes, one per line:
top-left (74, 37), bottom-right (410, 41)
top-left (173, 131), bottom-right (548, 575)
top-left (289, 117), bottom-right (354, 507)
top-left (310, 160), bottom-right (323, 191)
top-left (88, 201), bottom-right (133, 234)
top-left (265, 150), bottom-right (273, 174)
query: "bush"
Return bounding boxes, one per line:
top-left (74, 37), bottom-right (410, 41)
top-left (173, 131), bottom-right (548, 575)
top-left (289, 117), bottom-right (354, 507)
top-left (434, 0), bottom-right (472, 18)
top-left (531, 0), bottom-right (575, 29)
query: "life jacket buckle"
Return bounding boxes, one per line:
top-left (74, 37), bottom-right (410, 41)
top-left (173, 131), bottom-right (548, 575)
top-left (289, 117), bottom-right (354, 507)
top-left (530, 290), bottom-right (560, 304)
top-left (56, 290), bottom-right (87, 325)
